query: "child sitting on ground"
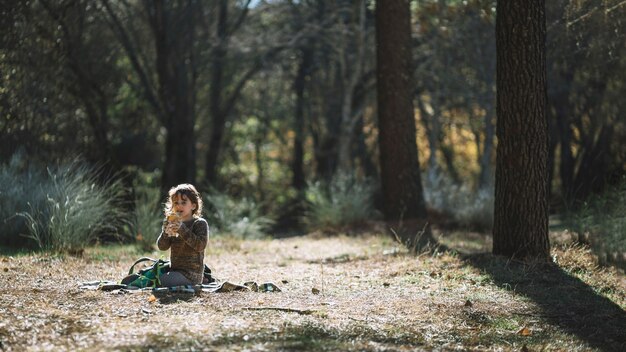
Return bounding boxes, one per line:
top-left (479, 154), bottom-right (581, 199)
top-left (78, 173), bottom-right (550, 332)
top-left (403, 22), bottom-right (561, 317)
top-left (157, 183), bottom-right (209, 287)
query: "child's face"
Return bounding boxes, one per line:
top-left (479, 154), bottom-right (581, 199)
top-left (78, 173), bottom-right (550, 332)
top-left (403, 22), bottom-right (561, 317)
top-left (172, 193), bottom-right (196, 220)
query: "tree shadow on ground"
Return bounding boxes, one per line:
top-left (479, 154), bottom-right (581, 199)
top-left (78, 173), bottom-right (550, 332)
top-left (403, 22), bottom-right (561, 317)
top-left (138, 321), bottom-right (426, 351)
top-left (463, 253), bottom-right (626, 352)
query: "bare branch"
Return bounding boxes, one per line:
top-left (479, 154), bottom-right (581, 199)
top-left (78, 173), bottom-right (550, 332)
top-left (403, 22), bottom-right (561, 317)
top-left (100, 0), bottom-right (165, 125)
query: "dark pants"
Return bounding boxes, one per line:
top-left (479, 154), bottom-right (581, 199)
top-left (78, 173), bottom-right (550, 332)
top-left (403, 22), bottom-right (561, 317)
top-left (159, 271), bottom-right (193, 286)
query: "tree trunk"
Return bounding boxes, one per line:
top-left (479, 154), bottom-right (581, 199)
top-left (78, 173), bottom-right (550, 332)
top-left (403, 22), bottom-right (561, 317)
top-left (493, 0), bottom-right (550, 260)
top-left (205, 0), bottom-right (228, 187)
top-left (292, 48), bottom-right (312, 191)
top-left (557, 104), bottom-right (575, 205)
top-left (573, 124), bottom-right (614, 200)
top-left (336, 0), bottom-right (366, 173)
top-left (354, 113), bottom-right (378, 180)
top-left (375, 0), bottom-right (429, 244)
top-left (478, 104), bottom-right (495, 190)
top-left (418, 98), bottom-right (442, 184)
top-left (150, 0), bottom-right (197, 189)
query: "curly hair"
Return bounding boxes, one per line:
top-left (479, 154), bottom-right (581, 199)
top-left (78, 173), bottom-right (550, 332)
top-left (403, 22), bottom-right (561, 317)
top-left (163, 183), bottom-right (203, 217)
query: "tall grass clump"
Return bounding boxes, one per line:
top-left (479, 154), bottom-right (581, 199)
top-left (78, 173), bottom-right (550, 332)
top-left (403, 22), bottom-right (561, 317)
top-left (566, 179), bottom-right (626, 265)
top-left (131, 185), bottom-right (163, 251)
top-left (17, 162), bottom-right (130, 253)
top-left (303, 172), bottom-right (378, 230)
top-left (423, 172), bottom-right (494, 231)
top-left (204, 190), bottom-right (274, 239)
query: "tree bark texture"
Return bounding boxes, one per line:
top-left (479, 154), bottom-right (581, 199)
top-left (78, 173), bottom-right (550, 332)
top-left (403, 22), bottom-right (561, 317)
top-left (493, 0), bottom-right (550, 260)
top-left (150, 0), bottom-right (197, 189)
top-left (375, 0), bottom-right (428, 221)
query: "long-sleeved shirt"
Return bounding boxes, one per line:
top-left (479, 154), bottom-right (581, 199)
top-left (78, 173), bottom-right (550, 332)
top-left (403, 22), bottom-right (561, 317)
top-left (156, 217), bottom-right (209, 284)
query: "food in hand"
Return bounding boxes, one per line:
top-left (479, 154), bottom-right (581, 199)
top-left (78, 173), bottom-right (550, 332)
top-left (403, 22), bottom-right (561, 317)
top-left (166, 212), bottom-right (182, 237)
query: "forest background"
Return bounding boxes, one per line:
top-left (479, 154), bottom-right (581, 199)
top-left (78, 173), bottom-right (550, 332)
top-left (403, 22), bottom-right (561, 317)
top-left (1, 0), bottom-right (625, 267)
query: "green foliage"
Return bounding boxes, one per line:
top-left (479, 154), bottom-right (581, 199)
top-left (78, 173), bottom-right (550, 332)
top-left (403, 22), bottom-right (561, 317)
top-left (567, 178), bottom-right (626, 263)
top-left (204, 190), bottom-right (274, 239)
top-left (131, 186), bottom-right (163, 251)
top-left (303, 173), bottom-right (378, 230)
top-left (423, 173), bottom-right (494, 231)
top-left (7, 159), bottom-right (131, 253)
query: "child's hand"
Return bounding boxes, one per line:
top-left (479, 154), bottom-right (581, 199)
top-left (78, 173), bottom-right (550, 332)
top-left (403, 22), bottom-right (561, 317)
top-left (165, 221), bottom-right (181, 237)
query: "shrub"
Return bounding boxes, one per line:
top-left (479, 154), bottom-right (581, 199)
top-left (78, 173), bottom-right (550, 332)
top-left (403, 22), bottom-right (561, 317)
top-left (566, 179), bottom-right (626, 264)
top-left (15, 161), bottom-right (130, 253)
top-left (303, 172), bottom-right (378, 230)
top-left (423, 172), bottom-right (494, 231)
top-left (131, 186), bottom-right (163, 251)
top-left (204, 190), bottom-right (274, 239)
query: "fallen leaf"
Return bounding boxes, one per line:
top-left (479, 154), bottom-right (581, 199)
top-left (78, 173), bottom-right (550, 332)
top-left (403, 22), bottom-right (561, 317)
top-left (517, 327), bottom-right (532, 336)
top-left (148, 295), bottom-right (157, 303)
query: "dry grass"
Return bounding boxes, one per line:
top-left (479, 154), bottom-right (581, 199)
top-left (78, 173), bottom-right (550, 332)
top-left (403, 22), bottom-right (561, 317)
top-left (1, 228), bottom-right (625, 351)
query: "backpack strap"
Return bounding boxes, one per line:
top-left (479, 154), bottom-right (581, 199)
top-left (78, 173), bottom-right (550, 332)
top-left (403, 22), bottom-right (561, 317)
top-left (151, 259), bottom-right (170, 287)
top-left (128, 257), bottom-right (157, 275)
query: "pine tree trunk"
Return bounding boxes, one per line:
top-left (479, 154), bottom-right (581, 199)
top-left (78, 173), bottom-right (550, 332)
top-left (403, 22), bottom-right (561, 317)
top-left (493, 0), bottom-right (550, 260)
top-left (152, 0), bottom-right (197, 189)
top-left (375, 0), bottom-right (428, 223)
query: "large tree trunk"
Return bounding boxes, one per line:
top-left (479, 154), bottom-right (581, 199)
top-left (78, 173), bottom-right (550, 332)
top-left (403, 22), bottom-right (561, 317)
top-left (493, 0), bottom-right (550, 261)
top-left (150, 0), bottom-right (197, 189)
top-left (375, 0), bottom-right (430, 248)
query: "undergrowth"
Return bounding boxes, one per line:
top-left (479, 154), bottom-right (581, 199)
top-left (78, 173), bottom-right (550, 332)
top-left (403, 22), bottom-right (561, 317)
top-left (204, 190), bottom-right (274, 239)
top-left (1, 153), bottom-right (130, 253)
top-left (423, 172), bottom-right (494, 231)
top-left (565, 178), bottom-right (626, 267)
top-left (303, 172), bottom-right (378, 230)
top-left (131, 186), bottom-right (163, 251)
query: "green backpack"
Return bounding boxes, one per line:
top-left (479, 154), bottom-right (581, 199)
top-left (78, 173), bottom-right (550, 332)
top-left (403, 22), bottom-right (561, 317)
top-left (121, 257), bottom-right (216, 288)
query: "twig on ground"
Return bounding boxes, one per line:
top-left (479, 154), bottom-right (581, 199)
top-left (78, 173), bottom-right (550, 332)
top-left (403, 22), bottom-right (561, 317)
top-left (243, 307), bottom-right (316, 315)
top-left (320, 262), bottom-right (325, 296)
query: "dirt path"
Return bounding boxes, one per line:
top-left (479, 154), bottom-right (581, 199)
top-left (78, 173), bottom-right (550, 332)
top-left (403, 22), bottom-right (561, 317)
top-left (1, 233), bottom-right (625, 351)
